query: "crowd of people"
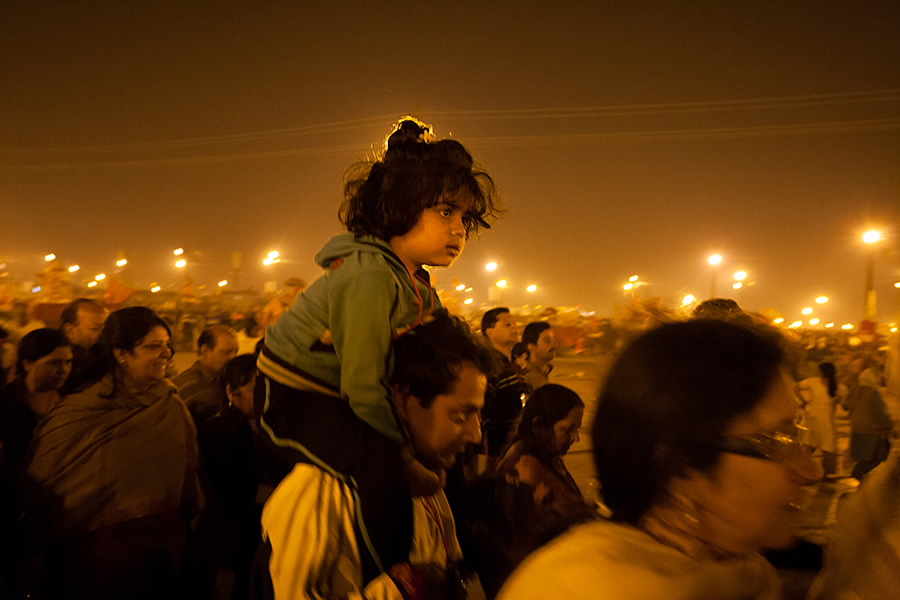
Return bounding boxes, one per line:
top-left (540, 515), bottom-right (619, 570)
top-left (1, 118), bottom-right (897, 599)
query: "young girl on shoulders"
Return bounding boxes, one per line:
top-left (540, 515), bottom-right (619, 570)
top-left (257, 116), bottom-right (500, 583)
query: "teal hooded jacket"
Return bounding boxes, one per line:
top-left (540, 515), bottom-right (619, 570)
top-left (258, 234), bottom-right (441, 445)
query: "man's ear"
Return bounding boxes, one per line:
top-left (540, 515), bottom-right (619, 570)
top-left (392, 383), bottom-right (413, 420)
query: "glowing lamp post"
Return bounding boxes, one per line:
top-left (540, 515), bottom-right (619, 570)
top-left (708, 254), bottom-right (722, 298)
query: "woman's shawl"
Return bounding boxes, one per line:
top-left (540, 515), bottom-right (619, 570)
top-left (27, 374), bottom-right (199, 536)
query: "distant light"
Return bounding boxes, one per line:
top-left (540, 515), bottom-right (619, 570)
top-left (87, 281), bottom-right (98, 288)
top-left (825, 322), bottom-right (834, 328)
top-left (526, 284), bottom-right (537, 293)
top-left (218, 280), bottom-right (228, 287)
top-left (173, 248), bottom-right (184, 256)
top-left (267, 250), bottom-right (279, 259)
top-left (623, 282), bottom-right (634, 291)
top-left (44, 253), bottom-right (56, 262)
top-left (463, 298), bottom-right (474, 305)
top-left (175, 259), bottom-right (187, 269)
top-left (150, 285), bottom-right (161, 293)
top-left (894, 282), bottom-right (900, 289)
top-left (891, 327), bottom-right (898, 333)
top-left (464, 287), bottom-right (473, 292)
top-left (801, 307), bottom-right (813, 315)
top-left (682, 294), bottom-right (696, 306)
top-left (773, 317), bottom-right (785, 324)
top-left (789, 320), bottom-right (803, 329)
top-left (628, 275), bottom-right (638, 282)
top-left (495, 279), bottom-right (508, 289)
top-left (94, 273), bottom-right (106, 281)
top-left (116, 259), bottom-right (127, 267)
top-left (732, 282), bottom-right (743, 290)
top-left (68, 265), bottom-right (80, 273)
top-left (708, 254), bottom-right (722, 266)
top-left (455, 284), bottom-right (466, 291)
top-left (862, 230), bottom-right (882, 244)
top-left (32, 286), bottom-right (41, 293)
top-left (815, 296), bottom-right (829, 304)
top-left (841, 323), bottom-right (853, 330)
top-left (263, 257), bottom-right (273, 266)
top-left (733, 271), bottom-right (747, 281)
top-left (809, 318), bottom-right (820, 325)
top-left (485, 262), bottom-right (497, 272)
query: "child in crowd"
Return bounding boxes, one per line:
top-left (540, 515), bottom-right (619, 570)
top-left (256, 117), bottom-right (500, 583)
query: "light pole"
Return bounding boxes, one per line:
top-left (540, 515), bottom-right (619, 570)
top-left (861, 230), bottom-right (882, 333)
top-left (708, 254), bottom-right (722, 298)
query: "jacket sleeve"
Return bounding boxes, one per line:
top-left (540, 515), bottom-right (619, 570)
top-left (328, 266), bottom-right (405, 445)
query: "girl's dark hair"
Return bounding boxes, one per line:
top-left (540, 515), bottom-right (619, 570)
top-left (93, 307), bottom-right (171, 394)
top-left (340, 117), bottom-right (500, 241)
top-left (223, 354), bottom-right (257, 391)
top-left (818, 362), bottom-right (837, 398)
top-left (592, 320), bottom-right (786, 524)
top-left (514, 384), bottom-right (584, 461)
top-left (16, 328), bottom-right (71, 376)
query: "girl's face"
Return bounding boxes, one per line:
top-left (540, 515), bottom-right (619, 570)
top-left (551, 405), bottom-right (584, 456)
top-left (680, 370), bottom-right (821, 554)
top-left (388, 196), bottom-right (468, 272)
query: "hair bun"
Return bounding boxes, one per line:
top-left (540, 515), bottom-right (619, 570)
top-left (386, 116), bottom-right (434, 150)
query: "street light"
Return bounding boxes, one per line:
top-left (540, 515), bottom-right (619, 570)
top-left (94, 273), bottom-right (106, 281)
top-left (708, 254), bottom-right (722, 298)
top-left (116, 259), bottom-right (128, 267)
top-left (263, 250), bottom-right (280, 266)
top-left (44, 253), bottom-right (56, 262)
top-left (628, 275), bottom-right (639, 283)
top-left (623, 282), bottom-right (634, 291)
top-left (173, 248), bottom-right (184, 256)
top-left (218, 280), bottom-right (228, 287)
top-left (526, 284), bottom-right (537, 293)
top-left (682, 294), bottom-right (696, 307)
top-left (495, 279), bottom-right (508, 289)
top-left (815, 296), bottom-right (829, 304)
top-left (485, 262), bottom-right (497, 272)
top-left (455, 284), bottom-right (466, 291)
top-left (862, 229), bottom-right (883, 330)
top-left (68, 265), bottom-right (80, 273)
top-left (175, 259), bottom-right (187, 269)
top-left (733, 271), bottom-right (747, 281)
top-left (801, 307), bottom-right (813, 315)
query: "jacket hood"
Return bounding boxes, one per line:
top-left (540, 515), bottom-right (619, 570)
top-left (314, 234), bottom-right (403, 269)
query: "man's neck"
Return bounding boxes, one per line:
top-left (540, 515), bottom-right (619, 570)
top-left (527, 356), bottom-right (550, 373)
top-left (491, 340), bottom-right (514, 360)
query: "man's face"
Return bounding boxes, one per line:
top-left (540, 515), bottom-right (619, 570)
top-left (398, 362), bottom-right (486, 471)
top-left (199, 333), bottom-right (239, 374)
top-left (529, 328), bottom-right (557, 364)
top-left (486, 313), bottom-right (519, 349)
top-left (66, 306), bottom-right (107, 348)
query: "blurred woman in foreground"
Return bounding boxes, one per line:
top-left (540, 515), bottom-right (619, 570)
top-left (26, 307), bottom-right (200, 600)
top-left (499, 320), bottom-right (820, 599)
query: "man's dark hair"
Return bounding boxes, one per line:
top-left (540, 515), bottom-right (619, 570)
top-left (340, 117), bottom-right (500, 242)
top-left (592, 319), bottom-right (786, 524)
top-left (391, 311), bottom-right (498, 408)
top-left (480, 307), bottom-right (510, 337)
top-left (197, 325), bottom-right (236, 352)
top-left (511, 342), bottom-right (529, 362)
top-left (60, 298), bottom-right (101, 328)
top-left (521, 321), bottom-right (551, 347)
top-left (223, 354), bottom-right (257, 391)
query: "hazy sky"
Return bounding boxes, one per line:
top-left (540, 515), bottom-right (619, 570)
top-left (2, 1), bottom-right (898, 324)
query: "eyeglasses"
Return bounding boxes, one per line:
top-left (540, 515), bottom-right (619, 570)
top-left (136, 340), bottom-right (175, 358)
top-left (720, 424), bottom-right (807, 463)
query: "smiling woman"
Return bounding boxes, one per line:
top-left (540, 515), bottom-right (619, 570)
top-left (24, 307), bottom-right (200, 599)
